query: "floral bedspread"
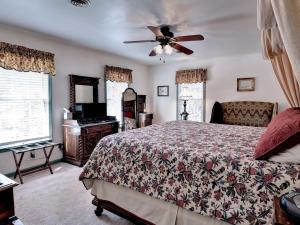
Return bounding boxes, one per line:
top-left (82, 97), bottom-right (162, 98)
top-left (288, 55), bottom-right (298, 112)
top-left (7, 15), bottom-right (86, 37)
top-left (80, 121), bottom-right (300, 225)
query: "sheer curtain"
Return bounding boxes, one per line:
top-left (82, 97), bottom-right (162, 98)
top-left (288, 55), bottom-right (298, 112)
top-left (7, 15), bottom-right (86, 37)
top-left (257, 0), bottom-right (300, 107)
top-left (106, 80), bottom-right (128, 124)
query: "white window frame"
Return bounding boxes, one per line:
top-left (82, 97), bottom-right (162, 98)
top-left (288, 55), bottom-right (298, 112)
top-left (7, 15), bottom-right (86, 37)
top-left (0, 70), bottom-right (53, 150)
top-left (176, 82), bottom-right (206, 122)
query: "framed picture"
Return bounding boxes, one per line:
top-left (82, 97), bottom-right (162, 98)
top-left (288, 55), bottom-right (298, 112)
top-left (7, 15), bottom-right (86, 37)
top-left (237, 77), bottom-right (255, 92)
top-left (157, 86), bottom-right (169, 96)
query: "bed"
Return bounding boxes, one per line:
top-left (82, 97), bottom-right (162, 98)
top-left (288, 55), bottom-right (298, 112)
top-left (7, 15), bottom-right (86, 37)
top-left (80, 120), bottom-right (300, 225)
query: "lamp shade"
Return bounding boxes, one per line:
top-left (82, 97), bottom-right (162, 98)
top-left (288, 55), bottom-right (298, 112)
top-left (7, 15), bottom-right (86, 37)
top-left (179, 87), bottom-right (192, 100)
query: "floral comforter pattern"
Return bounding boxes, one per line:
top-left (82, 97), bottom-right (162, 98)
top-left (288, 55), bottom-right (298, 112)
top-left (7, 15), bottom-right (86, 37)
top-left (81, 121), bottom-right (300, 225)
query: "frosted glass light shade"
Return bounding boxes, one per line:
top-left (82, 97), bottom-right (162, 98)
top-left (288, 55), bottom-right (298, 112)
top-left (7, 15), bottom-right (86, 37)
top-left (154, 45), bottom-right (163, 54)
top-left (164, 45), bottom-right (173, 55)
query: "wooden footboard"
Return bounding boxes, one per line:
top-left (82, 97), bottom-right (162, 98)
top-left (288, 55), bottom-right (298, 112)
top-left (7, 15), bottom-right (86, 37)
top-left (92, 197), bottom-right (155, 225)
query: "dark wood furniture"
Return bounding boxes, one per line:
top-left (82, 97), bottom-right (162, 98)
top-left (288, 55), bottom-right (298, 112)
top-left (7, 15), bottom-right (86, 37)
top-left (9, 141), bottom-right (60, 184)
top-left (137, 95), bottom-right (146, 113)
top-left (69, 74), bottom-right (100, 113)
top-left (0, 174), bottom-right (19, 224)
top-left (63, 120), bottom-right (119, 167)
top-left (139, 113), bottom-right (153, 128)
top-left (122, 88), bottom-right (138, 130)
top-left (92, 197), bottom-right (154, 225)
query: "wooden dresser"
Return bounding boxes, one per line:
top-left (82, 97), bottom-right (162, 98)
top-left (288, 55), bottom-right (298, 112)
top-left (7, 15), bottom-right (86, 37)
top-left (63, 120), bottom-right (119, 166)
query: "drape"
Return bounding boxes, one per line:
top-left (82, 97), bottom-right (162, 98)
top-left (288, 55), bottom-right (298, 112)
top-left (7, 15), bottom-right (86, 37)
top-left (271, 52), bottom-right (300, 108)
top-left (257, 0), bottom-right (300, 107)
top-left (271, 0), bottom-right (300, 83)
top-left (105, 65), bottom-right (132, 83)
top-left (0, 42), bottom-right (56, 76)
top-left (175, 69), bottom-right (206, 84)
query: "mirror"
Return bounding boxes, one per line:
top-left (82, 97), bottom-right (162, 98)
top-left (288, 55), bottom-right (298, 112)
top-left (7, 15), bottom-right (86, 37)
top-left (69, 75), bottom-right (100, 112)
top-left (75, 85), bottom-right (94, 103)
top-left (122, 88), bottom-right (137, 130)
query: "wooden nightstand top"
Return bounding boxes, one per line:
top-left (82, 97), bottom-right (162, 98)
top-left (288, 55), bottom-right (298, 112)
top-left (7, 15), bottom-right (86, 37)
top-left (0, 174), bottom-right (18, 192)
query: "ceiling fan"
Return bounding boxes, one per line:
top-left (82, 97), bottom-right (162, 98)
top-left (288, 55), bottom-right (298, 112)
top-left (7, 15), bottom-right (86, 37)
top-left (123, 26), bottom-right (204, 56)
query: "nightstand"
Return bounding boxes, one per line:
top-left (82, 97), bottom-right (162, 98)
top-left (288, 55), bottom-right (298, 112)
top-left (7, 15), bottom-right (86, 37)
top-left (0, 174), bottom-right (22, 225)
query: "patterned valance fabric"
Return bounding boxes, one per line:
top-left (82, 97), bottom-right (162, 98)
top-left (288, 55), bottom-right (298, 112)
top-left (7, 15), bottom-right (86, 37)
top-left (105, 65), bottom-right (132, 83)
top-left (0, 42), bottom-right (56, 76)
top-left (221, 101), bottom-right (278, 127)
top-left (175, 68), bottom-right (206, 84)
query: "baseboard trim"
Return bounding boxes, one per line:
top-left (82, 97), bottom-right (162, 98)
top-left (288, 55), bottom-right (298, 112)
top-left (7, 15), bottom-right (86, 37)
top-left (4, 158), bottom-right (62, 178)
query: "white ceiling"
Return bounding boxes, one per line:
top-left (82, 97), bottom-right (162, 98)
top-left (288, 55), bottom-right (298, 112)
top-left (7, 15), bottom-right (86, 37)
top-left (0, 0), bottom-right (259, 65)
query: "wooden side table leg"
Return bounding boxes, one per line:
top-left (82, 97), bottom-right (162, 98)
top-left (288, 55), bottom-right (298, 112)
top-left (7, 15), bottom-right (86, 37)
top-left (12, 152), bottom-right (24, 184)
top-left (42, 146), bottom-right (54, 174)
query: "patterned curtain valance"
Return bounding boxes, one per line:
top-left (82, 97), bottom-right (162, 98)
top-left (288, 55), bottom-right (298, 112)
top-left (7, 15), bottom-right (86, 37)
top-left (105, 65), bottom-right (132, 83)
top-left (0, 42), bottom-right (56, 76)
top-left (176, 68), bottom-right (207, 84)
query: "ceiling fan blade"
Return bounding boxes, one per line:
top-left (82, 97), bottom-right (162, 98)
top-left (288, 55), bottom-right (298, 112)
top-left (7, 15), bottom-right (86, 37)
top-left (169, 43), bottom-right (193, 55)
top-left (147, 26), bottom-right (164, 37)
top-left (173, 35), bottom-right (204, 42)
top-left (123, 40), bottom-right (157, 44)
top-left (149, 49), bottom-right (156, 56)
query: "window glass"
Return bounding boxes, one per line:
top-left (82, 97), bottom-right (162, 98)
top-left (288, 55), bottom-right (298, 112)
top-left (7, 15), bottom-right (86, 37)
top-left (177, 83), bottom-right (205, 122)
top-left (0, 68), bottom-right (51, 147)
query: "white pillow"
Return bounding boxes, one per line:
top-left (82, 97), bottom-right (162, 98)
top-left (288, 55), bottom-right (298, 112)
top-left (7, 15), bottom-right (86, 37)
top-left (269, 143), bottom-right (300, 163)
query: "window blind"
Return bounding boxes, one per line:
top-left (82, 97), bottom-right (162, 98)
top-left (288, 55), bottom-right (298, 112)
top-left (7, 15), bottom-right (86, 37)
top-left (0, 68), bottom-right (51, 147)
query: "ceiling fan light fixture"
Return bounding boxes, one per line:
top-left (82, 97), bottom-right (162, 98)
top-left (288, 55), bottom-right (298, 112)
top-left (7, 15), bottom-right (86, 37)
top-left (70, 0), bottom-right (91, 7)
top-left (154, 45), bottom-right (163, 55)
top-left (164, 44), bottom-right (173, 55)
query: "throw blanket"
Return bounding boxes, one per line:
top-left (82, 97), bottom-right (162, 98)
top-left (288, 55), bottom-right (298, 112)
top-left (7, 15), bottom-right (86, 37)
top-left (80, 121), bottom-right (300, 225)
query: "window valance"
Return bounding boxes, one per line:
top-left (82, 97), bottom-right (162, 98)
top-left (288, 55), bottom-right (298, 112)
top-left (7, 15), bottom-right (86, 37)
top-left (176, 68), bottom-right (207, 84)
top-left (0, 42), bottom-right (56, 76)
top-left (105, 65), bottom-right (132, 83)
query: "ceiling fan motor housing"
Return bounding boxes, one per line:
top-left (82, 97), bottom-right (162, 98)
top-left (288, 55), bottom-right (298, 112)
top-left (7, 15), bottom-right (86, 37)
top-left (160, 26), bottom-right (174, 38)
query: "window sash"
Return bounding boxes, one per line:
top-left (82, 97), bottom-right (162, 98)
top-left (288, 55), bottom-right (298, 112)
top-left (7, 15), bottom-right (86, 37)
top-left (0, 69), bottom-right (52, 149)
top-left (177, 83), bottom-right (206, 122)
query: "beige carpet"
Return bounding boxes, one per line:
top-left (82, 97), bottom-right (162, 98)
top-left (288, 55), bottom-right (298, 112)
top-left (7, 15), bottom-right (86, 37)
top-left (13, 162), bottom-right (132, 225)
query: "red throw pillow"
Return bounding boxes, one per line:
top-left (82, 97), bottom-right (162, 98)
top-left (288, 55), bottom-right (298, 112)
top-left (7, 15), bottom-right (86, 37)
top-left (124, 111), bottom-right (133, 118)
top-left (254, 108), bottom-right (300, 160)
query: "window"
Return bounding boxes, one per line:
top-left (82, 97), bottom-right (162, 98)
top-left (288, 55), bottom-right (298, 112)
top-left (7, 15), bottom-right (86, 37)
top-left (106, 80), bottom-right (128, 125)
top-left (177, 83), bottom-right (205, 122)
top-left (0, 68), bottom-right (52, 148)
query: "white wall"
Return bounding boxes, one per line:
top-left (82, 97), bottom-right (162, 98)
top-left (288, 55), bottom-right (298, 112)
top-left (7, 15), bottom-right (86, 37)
top-left (0, 24), bottom-right (151, 175)
top-left (149, 53), bottom-right (288, 123)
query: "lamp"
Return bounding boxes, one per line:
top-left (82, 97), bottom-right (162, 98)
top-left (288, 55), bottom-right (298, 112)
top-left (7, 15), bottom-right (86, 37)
top-left (154, 45), bottom-right (163, 55)
top-left (179, 87), bottom-right (192, 120)
top-left (164, 44), bottom-right (173, 55)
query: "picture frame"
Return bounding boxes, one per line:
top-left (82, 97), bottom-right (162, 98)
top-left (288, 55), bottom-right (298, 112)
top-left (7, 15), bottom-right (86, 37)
top-left (237, 77), bottom-right (255, 92)
top-left (157, 86), bottom-right (169, 96)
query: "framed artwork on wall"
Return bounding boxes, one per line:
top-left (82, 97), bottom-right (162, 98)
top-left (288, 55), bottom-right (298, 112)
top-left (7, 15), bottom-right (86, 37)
top-left (157, 86), bottom-right (169, 96)
top-left (237, 77), bottom-right (255, 92)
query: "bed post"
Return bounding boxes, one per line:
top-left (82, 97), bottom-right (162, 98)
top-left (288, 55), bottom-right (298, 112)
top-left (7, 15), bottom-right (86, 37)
top-left (92, 197), bottom-right (103, 216)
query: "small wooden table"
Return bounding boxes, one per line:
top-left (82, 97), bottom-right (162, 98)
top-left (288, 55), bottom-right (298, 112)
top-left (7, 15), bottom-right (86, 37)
top-left (9, 141), bottom-right (61, 184)
top-left (0, 174), bottom-right (19, 225)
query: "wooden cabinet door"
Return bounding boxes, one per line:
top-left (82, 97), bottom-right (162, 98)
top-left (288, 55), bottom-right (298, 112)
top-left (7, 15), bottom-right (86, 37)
top-left (82, 133), bottom-right (102, 160)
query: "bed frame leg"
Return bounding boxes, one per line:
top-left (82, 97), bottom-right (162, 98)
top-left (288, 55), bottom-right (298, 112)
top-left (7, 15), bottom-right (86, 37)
top-left (95, 205), bottom-right (103, 216)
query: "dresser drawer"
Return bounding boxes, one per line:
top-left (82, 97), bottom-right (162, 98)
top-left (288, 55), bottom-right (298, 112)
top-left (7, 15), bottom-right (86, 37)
top-left (82, 124), bottom-right (113, 134)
